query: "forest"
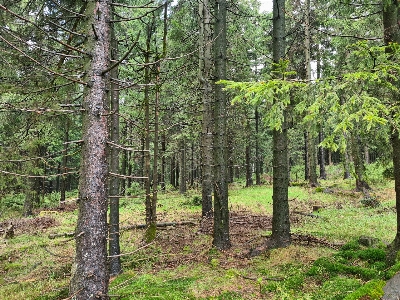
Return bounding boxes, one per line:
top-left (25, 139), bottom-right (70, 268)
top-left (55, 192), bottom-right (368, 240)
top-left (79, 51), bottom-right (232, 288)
top-left (1, 0), bottom-right (400, 299)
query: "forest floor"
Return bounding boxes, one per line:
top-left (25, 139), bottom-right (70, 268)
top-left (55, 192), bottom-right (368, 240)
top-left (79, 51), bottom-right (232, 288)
top-left (1, 169), bottom-right (400, 299)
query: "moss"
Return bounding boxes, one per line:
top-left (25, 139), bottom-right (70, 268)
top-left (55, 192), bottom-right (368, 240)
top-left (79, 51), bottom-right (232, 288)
top-left (343, 279), bottom-right (385, 300)
top-left (337, 248), bottom-right (386, 263)
top-left (306, 257), bottom-right (379, 280)
top-left (144, 223), bottom-right (157, 243)
top-left (340, 241), bottom-right (361, 251)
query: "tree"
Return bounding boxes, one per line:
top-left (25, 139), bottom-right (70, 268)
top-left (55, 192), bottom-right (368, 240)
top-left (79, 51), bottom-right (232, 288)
top-left (269, 0), bottom-right (291, 248)
top-left (199, 0), bottom-right (214, 219)
top-left (213, 0), bottom-right (231, 250)
top-left (69, 1), bottom-right (111, 298)
top-left (382, 1), bottom-right (400, 262)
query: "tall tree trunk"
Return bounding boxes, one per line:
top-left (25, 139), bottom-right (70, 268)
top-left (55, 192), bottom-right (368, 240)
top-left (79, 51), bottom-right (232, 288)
top-left (255, 108), bottom-right (261, 185)
top-left (245, 118), bottom-right (253, 187)
top-left (213, 0), bottom-right (230, 250)
top-left (144, 25), bottom-right (155, 242)
top-left (270, 0), bottom-right (291, 248)
top-left (199, 0), bottom-right (213, 218)
top-left (383, 1), bottom-right (400, 262)
top-left (108, 21), bottom-right (121, 276)
top-left (69, 1), bottom-right (111, 298)
top-left (304, 0), bottom-right (318, 187)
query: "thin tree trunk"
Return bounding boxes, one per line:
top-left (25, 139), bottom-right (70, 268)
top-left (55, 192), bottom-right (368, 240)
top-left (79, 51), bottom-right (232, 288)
top-left (199, 0), bottom-right (213, 218)
top-left (343, 147), bottom-right (351, 179)
top-left (255, 108), bottom-right (261, 185)
top-left (213, 0), bottom-right (230, 250)
top-left (304, 132), bottom-right (309, 180)
top-left (144, 25), bottom-right (155, 242)
top-left (179, 139), bottom-right (187, 194)
top-left (69, 1), bottom-right (111, 298)
top-left (308, 133), bottom-right (319, 187)
top-left (161, 133), bottom-right (166, 191)
top-left (60, 119), bottom-right (69, 205)
top-left (350, 133), bottom-right (370, 192)
top-left (319, 131), bottom-right (327, 179)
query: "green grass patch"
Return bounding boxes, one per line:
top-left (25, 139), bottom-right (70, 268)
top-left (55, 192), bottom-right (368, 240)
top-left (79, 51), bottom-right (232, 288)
top-left (109, 272), bottom-right (197, 300)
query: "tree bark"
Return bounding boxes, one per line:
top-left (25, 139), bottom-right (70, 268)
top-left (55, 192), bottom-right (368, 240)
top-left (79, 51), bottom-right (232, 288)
top-left (383, 2), bottom-right (400, 261)
top-left (199, 0), bottom-right (213, 218)
top-left (69, 1), bottom-right (111, 298)
top-left (144, 24), bottom-right (155, 243)
top-left (270, 0), bottom-right (291, 248)
top-left (319, 131), bottom-right (327, 179)
top-left (179, 139), bottom-right (187, 194)
top-left (213, 0), bottom-right (230, 250)
top-left (255, 108), bottom-right (261, 185)
top-left (350, 133), bottom-right (370, 192)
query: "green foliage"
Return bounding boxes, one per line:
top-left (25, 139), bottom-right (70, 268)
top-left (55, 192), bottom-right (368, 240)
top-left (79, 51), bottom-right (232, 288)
top-left (306, 257), bottom-right (379, 281)
top-left (219, 59), bottom-right (305, 131)
top-left (337, 248), bottom-right (386, 263)
top-left (343, 279), bottom-right (385, 300)
top-left (340, 241), bottom-right (361, 251)
top-left (109, 273), bottom-right (197, 300)
top-left (385, 261), bottom-right (400, 279)
top-left (312, 277), bottom-right (362, 300)
top-left (0, 192), bottom-right (25, 212)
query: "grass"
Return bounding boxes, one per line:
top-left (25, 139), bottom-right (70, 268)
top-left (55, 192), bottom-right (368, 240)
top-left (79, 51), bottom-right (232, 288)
top-left (0, 163), bottom-right (398, 299)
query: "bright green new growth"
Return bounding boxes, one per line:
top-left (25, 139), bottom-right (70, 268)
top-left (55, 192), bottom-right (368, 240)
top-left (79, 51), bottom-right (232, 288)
top-left (218, 59), bottom-right (304, 131)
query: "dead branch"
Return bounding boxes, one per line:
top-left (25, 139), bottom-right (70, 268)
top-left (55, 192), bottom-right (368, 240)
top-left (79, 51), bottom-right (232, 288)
top-left (121, 220), bottom-right (198, 231)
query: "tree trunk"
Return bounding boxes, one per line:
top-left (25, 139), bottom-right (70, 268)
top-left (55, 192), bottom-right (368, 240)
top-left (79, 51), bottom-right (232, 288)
top-left (343, 147), bottom-right (351, 179)
top-left (199, 0), bottom-right (213, 218)
top-left (161, 133), bottom-right (166, 191)
top-left (308, 132), bottom-right (319, 187)
top-left (270, 0), bottom-right (291, 248)
top-left (60, 119), bottom-right (69, 204)
top-left (350, 133), bottom-right (370, 192)
top-left (213, 0), bottom-right (230, 250)
top-left (108, 21), bottom-right (121, 276)
top-left (383, 2), bottom-right (400, 263)
top-left (69, 1), bottom-right (111, 298)
top-left (255, 108), bottom-right (261, 185)
top-left (121, 124), bottom-right (127, 195)
top-left (319, 131), bottom-right (327, 179)
top-left (304, 132), bottom-right (309, 180)
top-left (179, 139), bottom-right (187, 194)
top-left (144, 26), bottom-right (155, 243)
